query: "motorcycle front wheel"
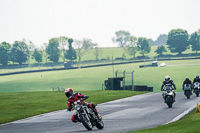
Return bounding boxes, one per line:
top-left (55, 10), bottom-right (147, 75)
top-left (196, 91), bottom-right (199, 97)
top-left (166, 96), bottom-right (173, 108)
top-left (185, 91), bottom-right (191, 99)
top-left (80, 114), bottom-right (93, 130)
top-left (96, 119), bottom-right (104, 129)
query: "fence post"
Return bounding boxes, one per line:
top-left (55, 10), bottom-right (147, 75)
top-left (123, 71), bottom-right (126, 90)
top-left (132, 71), bottom-right (134, 91)
top-left (115, 70), bottom-right (118, 77)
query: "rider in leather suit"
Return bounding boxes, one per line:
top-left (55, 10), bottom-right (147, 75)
top-left (65, 88), bottom-right (101, 122)
top-left (161, 75), bottom-right (176, 102)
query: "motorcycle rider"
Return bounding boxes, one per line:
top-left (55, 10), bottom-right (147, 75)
top-left (65, 88), bottom-right (101, 123)
top-left (161, 75), bottom-right (176, 102)
top-left (182, 77), bottom-right (192, 95)
top-left (193, 75), bottom-right (200, 93)
top-left (193, 75), bottom-right (200, 84)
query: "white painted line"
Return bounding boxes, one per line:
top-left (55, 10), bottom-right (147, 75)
top-left (165, 105), bottom-right (196, 125)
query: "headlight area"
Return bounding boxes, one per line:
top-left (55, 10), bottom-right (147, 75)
top-left (75, 104), bottom-right (81, 111)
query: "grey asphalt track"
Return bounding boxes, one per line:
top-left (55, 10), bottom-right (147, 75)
top-left (0, 92), bottom-right (199, 133)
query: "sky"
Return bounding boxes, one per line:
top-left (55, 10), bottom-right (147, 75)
top-left (0, 0), bottom-right (200, 47)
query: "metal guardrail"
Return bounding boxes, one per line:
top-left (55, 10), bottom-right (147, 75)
top-left (1, 57), bottom-right (200, 76)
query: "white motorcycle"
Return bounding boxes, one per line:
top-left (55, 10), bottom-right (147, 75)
top-left (163, 86), bottom-right (175, 108)
top-left (183, 84), bottom-right (192, 99)
top-left (193, 82), bottom-right (200, 97)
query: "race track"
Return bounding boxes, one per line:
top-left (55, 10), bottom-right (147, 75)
top-left (0, 92), bottom-right (199, 133)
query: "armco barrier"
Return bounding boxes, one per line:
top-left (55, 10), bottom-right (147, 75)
top-left (0, 61), bottom-right (145, 76)
top-left (1, 56), bottom-right (200, 76)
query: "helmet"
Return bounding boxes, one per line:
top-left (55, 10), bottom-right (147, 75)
top-left (185, 77), bottom-right (189, 81)
top-left (165, 75), bottom-right (170, 82)
top-left (196, 75), bottom-right (199, 79)
top-left (65, 88), bottom-right (74, 98)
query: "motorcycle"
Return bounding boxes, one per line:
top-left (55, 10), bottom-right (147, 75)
top-left (73, 100), bottom-right (104, 130)
top-left (183, 84), bottom-right (192, 99)
top-left (193, 82), bottom-right (200, 97)
top-left (162, 86), bottom-right (175, 108)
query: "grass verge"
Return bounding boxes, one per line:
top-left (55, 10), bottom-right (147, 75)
top-left (0, 90), bottom-right (147, 124)
top-left (129, 109), bottom-right (200, 133)
top-left (1, 59), bottom-right (200, 93)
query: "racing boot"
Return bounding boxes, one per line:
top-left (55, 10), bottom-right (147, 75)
top-left (93, 109), bottom-right (102, 120)
top-left (162, 93), bottom-right (166, 103)
top-left (173, 96), bottom-right (176, 102)
top-left (164, 99), bottom-right (166, 103)
top-left (173, 92), bottom-right (176, 102)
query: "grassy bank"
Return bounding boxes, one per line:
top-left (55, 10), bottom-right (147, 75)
top-left (0, 90), bottom-right (147, 124)
top-left (1, 59), bottom-right (200, 92)
top-left (130, 109), bottom-right (200, 133)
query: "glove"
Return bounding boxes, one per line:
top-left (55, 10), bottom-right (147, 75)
top-left (68, 106), bottom-right (72, 111)
top-left (83, 95), bottom-right (89, 100)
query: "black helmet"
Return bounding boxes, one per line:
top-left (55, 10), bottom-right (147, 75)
top-left (185, 77), bottom-right (189, 81)
top-left (196, 75), bottom-right (199, 79)
top-left (65, 88), bottom-right (74, 98)
top-left (165, 75), bottom-right (170, 82)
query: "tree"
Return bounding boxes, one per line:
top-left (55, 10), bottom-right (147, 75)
top-left (46, 38), bottom-right (60, 63)
top-left (57, 36), bottom-right (68, 62)
top-left (155, 34), bottom-right (167, 45)
top-left (112, 30), bottom-right (131, 47)
top-left (148, 38), bottom-right (156, 46)
top-left (190, 31), bottom-right (200, 53)
top-left (74, 38), bottom-right (97, 63)
top-left (64, 38), bottom-right (77, 61)
top-left (137, 37), bottom-right (151, 57)
top-left (155, 45), bottom-right (167, 56)
top-left (0, 42), bottom-right (11, 66)
top-left (167, 29), bottom-right (189, 54)
top-left (32, 49), bottom-right (42, 63)
top-left (94, 46), bottom-right (101, 62)
top-left (40, 43), bottom-right (48, 63)
top-left (11, 41), bottom-right (29, 65)
top-left (126, 36), bottom-right (137, 59)
top-left (22, 39), bottom-right (35, 65)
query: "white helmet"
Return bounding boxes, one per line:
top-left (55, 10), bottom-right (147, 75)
top-left (165, 75), bottom-right (170, 82)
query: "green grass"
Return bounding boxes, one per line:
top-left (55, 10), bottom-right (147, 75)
top-left (1, 59), bottom-right (200, 93)
top-left (130, 109), bottom-right (200, 133)
top-left (0, 90), bottom-right (147, 124)
top-left (1, 45), bottom-right (199, 75)
top-left (1, 59), bottom-right (200, 131)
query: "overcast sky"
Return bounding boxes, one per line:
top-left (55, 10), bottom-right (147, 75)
top-left (0, 0), bottom-right (200, 47)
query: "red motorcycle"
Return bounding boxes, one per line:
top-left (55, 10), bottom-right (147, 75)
top-left (71, 100), bottom-right (104, 130)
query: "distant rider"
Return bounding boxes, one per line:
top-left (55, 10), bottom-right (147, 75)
top-left (161, 75), bottom-right (176, 101)
top-left (182, 77), bottom-right (192, 94)
top-left (182, 77), bottom-right (192, 89)
top-left (193, 75), bottom-right (200, 84)
top-left (193, 75), bottom-right (200, 93)
top-left (65, 88), bottom-right (101, 123)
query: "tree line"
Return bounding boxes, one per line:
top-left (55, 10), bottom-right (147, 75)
top-left (0, 37), bottom-right (97, 66)
top-left (1, 28), bottom-right (200, 66)
top-left (112, 28), bottom-right (200, 58)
